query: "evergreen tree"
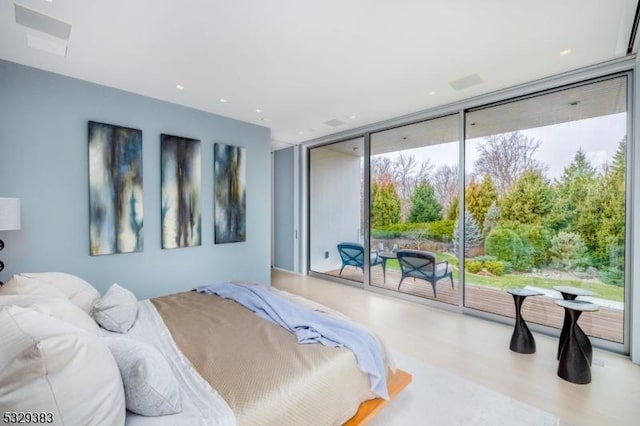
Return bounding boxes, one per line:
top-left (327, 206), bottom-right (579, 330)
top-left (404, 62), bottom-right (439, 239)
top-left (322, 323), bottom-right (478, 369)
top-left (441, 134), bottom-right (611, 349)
top-left (500, 170), bottom-right (554, 225)
top-left (371, 181), bottom-right (401, 227)
top-left (452, 210), bottom-right (483, 257)
top-left (551, 148), bottom-right (597, 232)
top-left (594, 139), bottom-right (626, 272)
top-left (482, 200), bottom-right (500, 237)
top-left (408, 181), bottom-right (442, 223)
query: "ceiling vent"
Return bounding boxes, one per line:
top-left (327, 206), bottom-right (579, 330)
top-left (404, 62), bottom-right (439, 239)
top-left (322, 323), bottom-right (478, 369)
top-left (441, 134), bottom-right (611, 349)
top-left (448, 74), bottom-right (484, 91)
top-left (15, 3), bottom-right (72, 40)
top-left (323, 119), bottom-right (346, 127)
top-left (15, 3), bottom-right (71, 57)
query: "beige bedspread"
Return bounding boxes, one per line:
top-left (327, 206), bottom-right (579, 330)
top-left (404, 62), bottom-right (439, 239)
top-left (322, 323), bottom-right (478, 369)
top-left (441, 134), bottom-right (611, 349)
top-left (151, 291), bottom-right (378, 426)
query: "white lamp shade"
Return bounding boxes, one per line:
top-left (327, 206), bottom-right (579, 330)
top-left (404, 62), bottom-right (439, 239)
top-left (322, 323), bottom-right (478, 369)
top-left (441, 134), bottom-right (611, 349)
top-left (0, 198), bottom-right (21, 231)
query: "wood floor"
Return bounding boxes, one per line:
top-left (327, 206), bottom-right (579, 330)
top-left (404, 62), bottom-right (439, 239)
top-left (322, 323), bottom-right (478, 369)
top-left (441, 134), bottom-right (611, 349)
top-left (271, 269), bottom-right (640, 426)
top-left (329, 266), bottom-right (624, 342)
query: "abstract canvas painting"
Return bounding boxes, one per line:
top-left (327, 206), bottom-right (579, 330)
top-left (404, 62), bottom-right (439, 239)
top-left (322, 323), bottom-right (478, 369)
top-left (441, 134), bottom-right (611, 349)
top-left (161, 134), bottom-right (202, 249)
top-left (88, 121), bottom-right (143, 255)
top-left (214, 143), bottom-right (246, 244)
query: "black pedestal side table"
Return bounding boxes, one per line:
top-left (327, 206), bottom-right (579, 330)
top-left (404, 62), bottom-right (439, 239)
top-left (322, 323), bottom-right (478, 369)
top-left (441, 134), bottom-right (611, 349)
top-left (555, 299), bottom-right (598, 384)
top-left (553, 286), bottom-right (595, 363)
top-left (507, 288), bottom-right (544, 354)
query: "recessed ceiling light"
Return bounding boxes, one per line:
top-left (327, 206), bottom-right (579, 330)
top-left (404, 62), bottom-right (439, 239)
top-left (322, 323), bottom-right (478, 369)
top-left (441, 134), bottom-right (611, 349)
top-left (219, 98), bottom-right (228, 103)
top-left (298, 131), bottom-right (304, 135)
top-left (255, 108), bottom-right (262, 113)
top-left (45, 0), bottom-right (53, 3)
top-left (176, 84), bottom-right (184, 90)
top-left (560, 49), bottom-right (572, 57)
top-left (350, 115), bottom-right (357, 120)
top-left (428, 91), bottom-right (436, 96)
top-left (260, 117), bottom-right (270, 122)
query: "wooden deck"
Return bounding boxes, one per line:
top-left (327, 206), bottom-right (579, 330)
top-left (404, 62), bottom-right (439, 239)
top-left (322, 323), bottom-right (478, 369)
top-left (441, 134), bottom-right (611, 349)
top-left (324, 266), bottom-right (624, 343)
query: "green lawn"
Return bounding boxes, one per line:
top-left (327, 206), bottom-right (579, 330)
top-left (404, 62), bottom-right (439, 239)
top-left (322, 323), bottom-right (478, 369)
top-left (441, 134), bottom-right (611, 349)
top-left (380, 252), bottom-right (624, 302)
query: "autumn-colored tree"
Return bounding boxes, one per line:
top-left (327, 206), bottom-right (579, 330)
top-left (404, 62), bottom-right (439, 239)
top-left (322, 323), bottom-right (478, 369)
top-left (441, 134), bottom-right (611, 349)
top-left (371, 181), bottom-right (401, 227)
top-left (447, 195), bottom-right (459, 221)
top-left (465, 175), bottom-right (497, 228)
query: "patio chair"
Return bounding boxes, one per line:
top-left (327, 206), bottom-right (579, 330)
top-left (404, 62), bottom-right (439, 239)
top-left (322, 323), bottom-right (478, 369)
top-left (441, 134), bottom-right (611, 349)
top-left (396, 249), bottom-right (454, 297)
top-left (337, 242), bottom-right (383, 276)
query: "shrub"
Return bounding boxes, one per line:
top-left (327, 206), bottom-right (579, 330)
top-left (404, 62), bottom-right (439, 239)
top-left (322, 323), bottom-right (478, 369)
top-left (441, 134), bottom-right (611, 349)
top-left (599, 267), bottom-right (624, 287)
top-left (427, 220), bottom-right (455, 242)
top-left (485, 226), bottom-right (534, 272)
top-left (465, 260), bottom-right (483, 273)
top-left (371, 229), bottom-right (401, 239)
top-left (474, 255), bottom-right (498, 263)
top-left (549, 231), bottom-right (587, 271)
top-left (373, 220), bottom-right (455, 242)
top-left (484, 260), bottom-right (505, 276)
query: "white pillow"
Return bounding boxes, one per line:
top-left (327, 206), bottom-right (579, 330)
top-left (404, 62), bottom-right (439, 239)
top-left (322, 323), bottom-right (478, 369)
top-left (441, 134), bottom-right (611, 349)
top-left (0, 305), bottom-right (125, 425)
top-left (0, 295), bottom-right (100, 335)
top-left (20, 272), bottom-right (101, 313)
top-left (105, 337), bottom-right (182, 416)
top-left (0, 274), bottom-right (68, 299)
top-left (92, 283), bottom-right (139, 333)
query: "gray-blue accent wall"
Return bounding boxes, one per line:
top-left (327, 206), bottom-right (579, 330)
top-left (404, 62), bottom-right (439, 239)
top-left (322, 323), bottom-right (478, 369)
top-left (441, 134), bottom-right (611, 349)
top-left (0, 60), bottom-right (271, 299)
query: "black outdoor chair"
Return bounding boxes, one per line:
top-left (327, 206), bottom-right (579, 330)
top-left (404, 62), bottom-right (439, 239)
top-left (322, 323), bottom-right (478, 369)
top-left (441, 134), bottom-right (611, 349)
top-left (396, 249), bottom-right (454, 297)
top-left (337, 242), bottom-right (383, 276)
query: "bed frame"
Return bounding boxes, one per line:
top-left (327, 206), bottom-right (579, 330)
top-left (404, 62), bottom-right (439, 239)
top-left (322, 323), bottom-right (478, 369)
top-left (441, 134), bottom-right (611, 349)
top-left (344, 368), bottom-right (412, 425)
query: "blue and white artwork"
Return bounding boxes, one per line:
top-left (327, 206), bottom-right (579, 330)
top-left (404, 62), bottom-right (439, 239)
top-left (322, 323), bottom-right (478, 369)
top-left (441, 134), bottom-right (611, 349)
top-left (214, 143), bottom-right (246, 244)
top-left (88, 121), bottom-right (143, 255)
top-left (161, 134), bottom-right (201, 249)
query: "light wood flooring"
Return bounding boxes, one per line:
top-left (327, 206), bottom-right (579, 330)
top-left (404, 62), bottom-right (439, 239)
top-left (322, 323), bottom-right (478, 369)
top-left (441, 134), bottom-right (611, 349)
top-left (272, 268), bottom-right (640, 426)
top-left (329, 266), bottom-right (624, 342)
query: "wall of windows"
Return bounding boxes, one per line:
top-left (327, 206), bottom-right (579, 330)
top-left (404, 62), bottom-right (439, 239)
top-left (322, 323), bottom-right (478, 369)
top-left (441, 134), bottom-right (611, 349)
top-left (305, 65), bottom-right (633, 353)
top-left (463, 76), bottom-right (628, 344)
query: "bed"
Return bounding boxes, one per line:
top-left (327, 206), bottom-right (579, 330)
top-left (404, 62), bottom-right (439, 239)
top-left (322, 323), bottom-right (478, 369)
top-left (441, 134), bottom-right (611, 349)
top-left (0, 273), bottom-right (411, 425)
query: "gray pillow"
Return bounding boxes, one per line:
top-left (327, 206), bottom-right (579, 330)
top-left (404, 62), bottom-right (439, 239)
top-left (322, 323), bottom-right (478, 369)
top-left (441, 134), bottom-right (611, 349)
top-left (105, 337), bottom-right (182, 416)
top-left (92, 283), bottom-right (138, 333)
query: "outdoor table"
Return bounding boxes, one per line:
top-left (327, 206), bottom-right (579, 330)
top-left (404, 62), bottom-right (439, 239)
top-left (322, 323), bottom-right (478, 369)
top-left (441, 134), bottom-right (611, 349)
top-left (555, 299), bottom-right (599, 384)
top-left (506, 288), bottom-right (544, 354)
top-left (553, 286), bottom-right (595, 363)
top-left (378, 251), bottom-right (397, 283)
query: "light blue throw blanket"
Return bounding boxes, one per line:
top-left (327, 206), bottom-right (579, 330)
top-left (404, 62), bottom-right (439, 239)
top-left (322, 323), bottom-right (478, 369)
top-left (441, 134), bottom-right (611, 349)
top-left (195, 282), bottom-right (389, 399)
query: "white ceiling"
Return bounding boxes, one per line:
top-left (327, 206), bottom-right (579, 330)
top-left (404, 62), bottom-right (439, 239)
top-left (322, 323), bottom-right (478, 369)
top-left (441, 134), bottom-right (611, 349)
top-left (1, 0), bottom-right (637, 151)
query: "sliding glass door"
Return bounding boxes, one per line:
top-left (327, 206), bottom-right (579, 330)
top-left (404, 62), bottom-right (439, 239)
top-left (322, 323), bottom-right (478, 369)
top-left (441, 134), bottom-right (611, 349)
top-left (463, 75), bottom-right (628, 344)
top-left (369, 115), bottom-right (460, 305)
